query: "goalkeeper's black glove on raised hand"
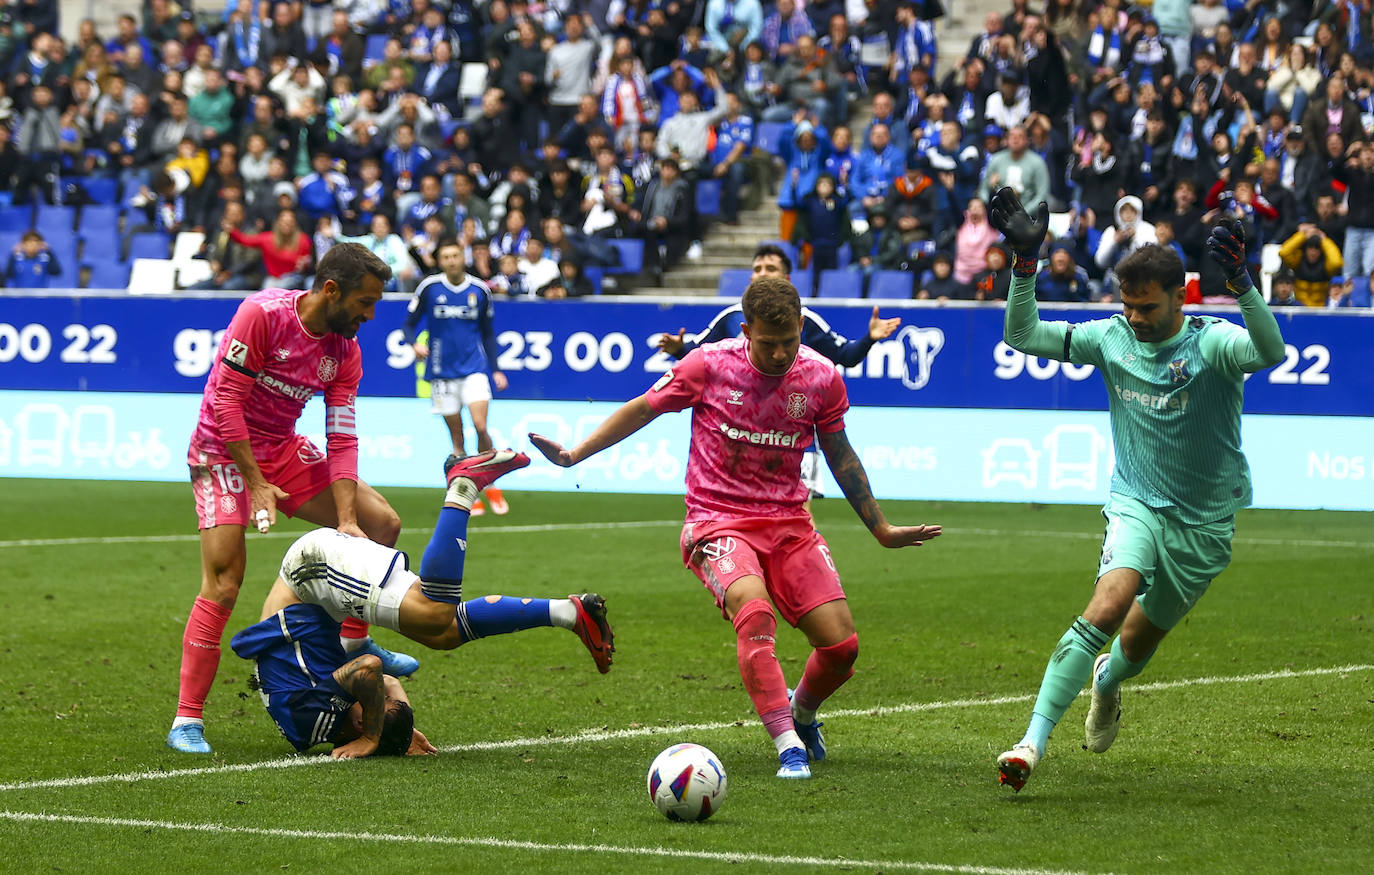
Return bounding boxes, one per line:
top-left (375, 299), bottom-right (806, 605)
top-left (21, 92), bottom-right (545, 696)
top-left (988, 186), bottom-right (1049, 277)
top-left (1206, 217), bottom-right (1254, 296)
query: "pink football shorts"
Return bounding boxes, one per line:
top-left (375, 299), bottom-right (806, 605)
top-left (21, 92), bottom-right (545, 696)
top-left (681, 516), bottom-right (845, 626)
top-left (189, 434), bottom-right (333, 530)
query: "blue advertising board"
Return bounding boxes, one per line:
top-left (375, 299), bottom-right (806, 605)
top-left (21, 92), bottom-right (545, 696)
top-left (1, 293), bottom-right (1370, 415)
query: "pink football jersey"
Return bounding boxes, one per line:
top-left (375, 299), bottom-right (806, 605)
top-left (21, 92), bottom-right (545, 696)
top-left (189, 288), bottom-right (362, 461)
top-left (646, 337), bottom-right (848, 521)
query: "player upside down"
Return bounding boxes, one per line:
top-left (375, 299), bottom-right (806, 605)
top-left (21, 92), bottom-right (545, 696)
top-left (231, 450), bottom-right (615, 757)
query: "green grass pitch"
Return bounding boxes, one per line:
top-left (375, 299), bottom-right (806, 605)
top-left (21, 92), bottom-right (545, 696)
top-left (0, 478), bottom-right (1369, 873)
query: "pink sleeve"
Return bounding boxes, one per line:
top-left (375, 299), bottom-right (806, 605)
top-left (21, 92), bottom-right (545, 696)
top-left (645, 349), bottom-right (707, 414)
top-left (324, 344), bottom-right (362, 482)
top-left (211, 300), bottom-right (270, 444)
top-left (815, 368), bottom-right (848, 433)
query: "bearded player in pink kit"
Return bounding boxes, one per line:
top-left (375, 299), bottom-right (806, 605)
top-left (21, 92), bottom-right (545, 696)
top-left (530, 276), bottom-right (942, 778)
top-left (168, 243), bottom-right (420, 755)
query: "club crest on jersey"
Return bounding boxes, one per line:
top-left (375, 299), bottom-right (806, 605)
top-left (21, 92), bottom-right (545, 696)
top-left (318, 356), bottom-right (339, 382)
top-left (1167, 358), bottom-right (1190, 384)
top-left (219, 494), bottom-right (237, 514)
top-left (786, 392), bottom-right (807, 419)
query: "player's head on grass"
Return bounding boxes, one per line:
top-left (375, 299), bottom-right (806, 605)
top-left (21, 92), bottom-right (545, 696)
top-left (741, 276), bottom-right (803, 376)
top-left (333, 696), bottom-right (415, 757)
top-left (752, 243), bottom-right (792, 280)
top-left (1115, 243), bottom-right (1186, 344)
top-left (436, 237), bottom-right (466, 282)
top-left (309, 242), bottom-right (393, 339)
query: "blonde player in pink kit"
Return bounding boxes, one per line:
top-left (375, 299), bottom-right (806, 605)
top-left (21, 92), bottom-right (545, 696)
top-left (530, 276), bottom-right (942, 778)
top-left (168, 243), bottom-right (419, 755)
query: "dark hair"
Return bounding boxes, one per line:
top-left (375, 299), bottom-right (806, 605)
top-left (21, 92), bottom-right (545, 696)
top-left (375, 701), bottom-right (415, 756)
top-left (312, 242), bottom-right (393, 293)
top-left (1116, 244), bottom-right (1185, 293)
top-left (435, 236), bottom-right (464, 257)
top-left (753, 243), bottom-right (792, 275)
top-left (742, 276), bottom-right (802, 327)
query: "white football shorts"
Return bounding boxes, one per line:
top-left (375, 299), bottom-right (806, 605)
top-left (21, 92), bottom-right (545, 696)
top-left (280, 528), bottom-right (417, 631)
top-left (431, 373), bottom-right (493, 416)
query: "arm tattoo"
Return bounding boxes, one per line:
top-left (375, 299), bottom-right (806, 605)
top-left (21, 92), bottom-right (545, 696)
top-left (818, 429), bottom-right (883, 532)
top-left (334, 655), bottom-right (385, 742)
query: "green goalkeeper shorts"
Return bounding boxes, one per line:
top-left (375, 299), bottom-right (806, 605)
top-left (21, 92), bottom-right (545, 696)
top-left (1096, 493), bottom-right (1236, 631)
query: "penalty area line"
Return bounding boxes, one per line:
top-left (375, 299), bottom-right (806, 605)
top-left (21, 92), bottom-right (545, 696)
top-left (1, 664), bottom-right (1368, 793)
top-left (0, 810), bottom-right (1108, 875)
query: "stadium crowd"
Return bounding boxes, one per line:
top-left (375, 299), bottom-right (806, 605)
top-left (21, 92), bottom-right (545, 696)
top-left (0, 0), bottom-right (1371, 307)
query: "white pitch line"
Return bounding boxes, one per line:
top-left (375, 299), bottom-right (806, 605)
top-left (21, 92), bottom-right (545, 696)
top-left (0, 811), bottom-right (1106, 875)
top-left (2, 663), bottom-right (1368, 794)
top-left (1, 520), bottom-right (1370, 550)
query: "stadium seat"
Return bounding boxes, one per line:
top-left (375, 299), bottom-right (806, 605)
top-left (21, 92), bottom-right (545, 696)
top-left (128, 231), bottom-right (173, 261)
top-left (583, 265), bottom-right (604, 294)
top-left (35, 204), bottom-right (78, 236)
top-left (47, 236), bottom-right (80, 288)
top-left (79, 205), bottom-right (122, 255)
top-left (815, 269), bottom-right (862, 298)
top-left (0, 232), bottom-right (19, 255)
top-left (755, 122), bottom-right (787, 157)
top-left (695, 179), bottom-right (721, 217)
top-left (364, 34), bottom-right (388, 66)
top-left (81, 177), bottom-right (119, 205)
top-left (0, 205), bottom-right (32, 232)
top-left (85, 258), bottom-right (130, 290)
top-left (604, 238), bottom-right (644, 275)
top-left (1352, 275), bottom-right (1371, 307)
top-left (869, 270), bottom-right (914, 299)
top-left (718, 268), bottom-right (752, 298)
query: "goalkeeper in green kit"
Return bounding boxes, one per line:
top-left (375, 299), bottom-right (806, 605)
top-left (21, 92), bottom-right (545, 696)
top-left (986, 187), bottom-right (1287, 792)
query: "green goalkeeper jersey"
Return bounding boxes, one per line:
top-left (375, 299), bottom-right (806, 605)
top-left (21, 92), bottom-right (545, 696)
top-left (1004, 274), bottom-right (1285, 524)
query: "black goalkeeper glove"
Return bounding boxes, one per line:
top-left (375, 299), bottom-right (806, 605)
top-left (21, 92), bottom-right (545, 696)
top-left (1205, 217), bottom-right (1254, 296)
top-left (988, 186), bottom-right (1049, 277)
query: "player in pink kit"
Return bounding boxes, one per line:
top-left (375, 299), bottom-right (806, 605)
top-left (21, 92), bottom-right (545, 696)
top-left (168, 243), bottom-right (419, 755)
top-left (530, 276), bottom-right (941, 778)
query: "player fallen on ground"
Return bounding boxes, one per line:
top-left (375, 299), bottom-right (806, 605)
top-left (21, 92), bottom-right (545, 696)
top-left (987, 186), bottom-right (1285, 792)
top-left (401, 238), bottom-right (512, 516)
top-left (169, 243), bottom-right (421, 756)
top-left (530, 276), bottom-right (940, 779)
top-left (231, 450), bottom-right (615, 756)
top-left (656, 243), bottom-right (902, 499)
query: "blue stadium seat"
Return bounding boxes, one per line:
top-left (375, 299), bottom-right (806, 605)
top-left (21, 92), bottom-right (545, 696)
top-left (869, 270), bottom-right (914, 299)
top-left (128, 231), bottom-right (173, 261)
top-left (439, 118), bottom-right (463, 143)
top-left (583, 265), bottom-right (604, 294)
top-left (816, 269), bottom-right (862, 298)
top-left (718, 268), bottom-right (752, 298)
top-left (85, 258), bottom-right (130, 290)
top-left (755, 122), bottom-right (787, 156)
top-left (47, 236), bottom-right (80, 288)
top-left (364, 33), bottom-right (388, 65)
top-left (0, 232), bottom-right (20, 257)
top-left (604, 238), bottom-right (644, 275)
top-left (1351, 275), bottom-right (1371, 307)
top-left (695, 179), bottom-right (721, 217)
top-left (35, 204), bottom-right (78, 236)
top-left (0, 205), bottom-right (32, 232)
top-left (81, 177), bottom-right (119, 205)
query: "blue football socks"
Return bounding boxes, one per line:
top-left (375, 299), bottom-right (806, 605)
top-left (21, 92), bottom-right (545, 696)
top-left (418, 505), bottom-right (470, 605)
top-left (455, 596), bottom-right (554, 644)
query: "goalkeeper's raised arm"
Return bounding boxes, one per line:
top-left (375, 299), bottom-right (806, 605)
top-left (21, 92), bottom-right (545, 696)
top-left (988, 186), bottom-right (1072, 361)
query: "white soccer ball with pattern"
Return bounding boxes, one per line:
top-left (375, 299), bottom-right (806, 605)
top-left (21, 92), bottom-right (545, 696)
top-left (646, 743), bottom-right (728, 822)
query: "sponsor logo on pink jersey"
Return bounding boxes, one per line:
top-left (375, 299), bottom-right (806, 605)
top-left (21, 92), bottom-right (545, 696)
top-left (718, 423), bottom-right (802, 447)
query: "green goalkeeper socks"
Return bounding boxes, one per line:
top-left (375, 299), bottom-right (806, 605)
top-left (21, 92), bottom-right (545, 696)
top-left (1020, 616), bottom-right (1110, 755)
top-left (1097, 635), bottom-right (1153, 695)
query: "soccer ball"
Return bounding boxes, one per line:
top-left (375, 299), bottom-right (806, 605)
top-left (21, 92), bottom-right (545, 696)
top-left (646, 743), bottom-right (728, 822)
